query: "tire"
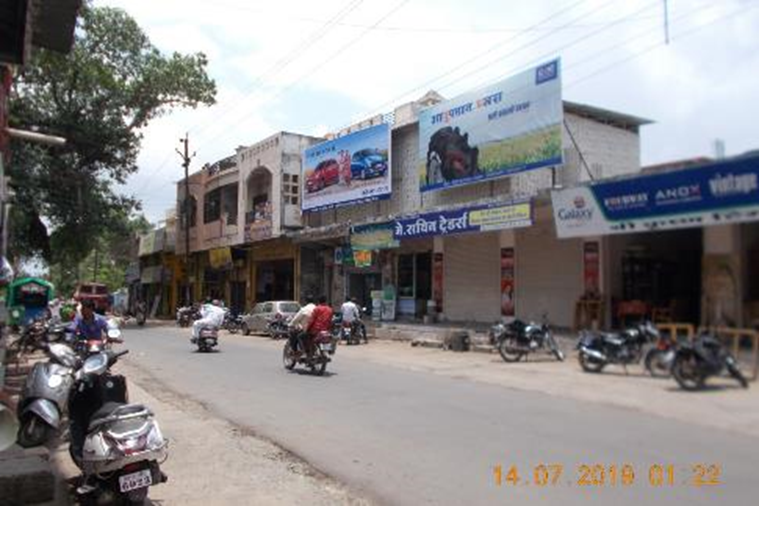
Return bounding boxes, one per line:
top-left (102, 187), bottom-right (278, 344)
top-left (123, 487), bottom-right (149, 506)
top-left (578, 351), bottom-right (606, 373)
top-left (17, 415), bottom-right (54, 448)
top-left (725, 358), bottom-right (749, 388)
top-left (671, 354), bottom-right (705, 391)
top-left (498, 336), bottom-right (522, 363)
top-left (242, 323), bottom-right (250, 336)
top-left (227, 324), bottom-right (239, 335)
top-left (644, 348), bottom-right (673, 378)
top-left (283, 343), bottom-right (296, 370)
top-left (311, 357), bottom-right (328, 376)
top-left (546, 334), bottom-right (564, 361)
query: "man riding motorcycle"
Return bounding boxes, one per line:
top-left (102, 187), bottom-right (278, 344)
top-left (307, 296), bottom-right (334, 355)
top-left (340, 296), bottom-right (367, 343)
top-left (191, 299), bottom-right (225, 344)
top-left (70, 299), bottom-right (109, 342)
top-left (289, 295), bottom-right (316, 358)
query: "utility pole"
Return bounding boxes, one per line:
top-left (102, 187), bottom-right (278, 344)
top-left (176, 133), bottom-right (195, 306)
top-left (663, 0), bottom-right (670, 45)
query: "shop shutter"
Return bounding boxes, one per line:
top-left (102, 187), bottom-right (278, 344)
top-left (516, 215), bottom-right (583, 328)
top-left (444, 232), bottom-right (499, 323)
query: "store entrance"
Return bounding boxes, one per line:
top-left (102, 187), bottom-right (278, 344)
top-left (348, 272), bottom-right (381, 314)
top-left (611, 229), bottom-right (702, 326)
top-left (256, 259), bottom-right (294, 301)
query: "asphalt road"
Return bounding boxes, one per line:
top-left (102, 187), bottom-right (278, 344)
top-left (122, 325), bottom-right (759, 504)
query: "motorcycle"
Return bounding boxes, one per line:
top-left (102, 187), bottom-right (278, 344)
top-left (196, 326), bottom-right (219, 353)
top-left (69, 348), bottom-right (169, 505)
top-left (283, 329), bottom-right (336, 376)
top-left (222, 310), bottom-right (243, 334)
top-left (577, 320), bottom-right (662, 374)
top-left (176, 306), bottom-right (197, 328)
top-left (670, 333), bottom-right (749, 391)
top-left (266, 314), bottom-right (290, 340)
top-left (489, 317), bottom-right (565, 362)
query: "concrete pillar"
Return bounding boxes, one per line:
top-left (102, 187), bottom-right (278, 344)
top-left (702, 225), bottom-right (743, 326)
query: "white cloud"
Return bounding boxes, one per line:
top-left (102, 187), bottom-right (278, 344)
top-left (94, 0), bottom-right (759, 221)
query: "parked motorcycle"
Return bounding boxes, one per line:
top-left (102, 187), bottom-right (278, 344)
top-left (196, 326), bottom-right (219, 353)
top-left (176, 305), bottom-right (197, 328)
top-left (222, 310), bottom-right (243, 334)
top-left (489, 317), bottom-right (565, 362)
top-left (671, 333), bottom-right (749, 391)
top-left (16, 343), bottom-right (80, 448)
top-left (283, 329), bottom-right (336, 376)
top-left (266, 314), bottom-right (290, 340)
top-left (69, 348), bottom-right (169, 505)
top-left (577, 320), bottom-right (661, 374)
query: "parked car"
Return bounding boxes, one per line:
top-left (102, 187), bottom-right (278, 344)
top-left (241, 301), bottom-right (301, 337)
top-left (73, 282), bottom-right (110, 314)
top-left (351, 148), bottom-right (388, 180)
top-left (306, 159), bottom-right (340, 192)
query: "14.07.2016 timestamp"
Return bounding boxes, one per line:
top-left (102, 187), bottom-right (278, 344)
top-left (492, 464), bottom-right (722, 488)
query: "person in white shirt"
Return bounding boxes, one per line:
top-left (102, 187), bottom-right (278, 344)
top-left (340, 297), bottom-right (360, 324)
top-left (340, 296), bottom-right (367, 343)
top-left (191, 299), bottom-right (225, 343)
top-left (289, 295), bottom-right (316, 354)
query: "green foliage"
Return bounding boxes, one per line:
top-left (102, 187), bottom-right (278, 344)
top-left (7, 1), bottom-right (216, 269)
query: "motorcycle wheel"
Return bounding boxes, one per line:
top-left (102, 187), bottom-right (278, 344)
top-left (671, 354), bottom-right (706, 391)
top-left (282, 343), bottom-right (297, 370)
top-left (123, 487), bottom-right (149, 506)
top-left (644, 349), bottom-right (673, 378)
top-left (498, 337), bottom-right (522, 363)
top-left (311, 357), bottom-right (328, 376)
top-left (725, 358), bottom-right (749, 388)
top-left (227, 324), bottom-right (239, 335)
top-left (546, 334), bottom-right (564, 361)
top-left (578, 351), bottom-right (606, 373)
top-left (17, 416), bottom-right (53, 448)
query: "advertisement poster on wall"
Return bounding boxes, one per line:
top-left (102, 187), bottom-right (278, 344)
top-left (551, 154), bottom-right (759, 238)
top-left (418, 59), bottom-right (563, 193)
top-left (433, 252), bottom-right (444, 313)
top-left (302, 123), bottom-right (391, 212)
top-left (583, 241), bottom-right (600, 295)
top-left (500, 248), bottom-right (515, 317)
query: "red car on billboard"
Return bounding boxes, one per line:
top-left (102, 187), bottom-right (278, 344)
top-left (306, 159), bottom-right (340, 193)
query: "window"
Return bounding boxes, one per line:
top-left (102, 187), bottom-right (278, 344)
top-left (204, 188), bottom-right (222, 223)
top-left (222, 184), bottom-right (239, 225)
top-left (283, 172), bottom-right (300, 205)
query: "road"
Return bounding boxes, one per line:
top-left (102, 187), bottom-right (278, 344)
top-left (121, 324), bottom-right (759, 504)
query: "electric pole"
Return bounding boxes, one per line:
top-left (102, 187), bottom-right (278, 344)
top-left (177, 133), bottom-right (195, 306)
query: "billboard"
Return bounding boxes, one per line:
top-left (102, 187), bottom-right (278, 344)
top-left (393, 200), bottom-right (533, 240)
top-left (551, 155), bottom-right (759, 238)
top-left (302, 123), bottom-right (391, 212)
top-left (419, 59), bottom-right (563, 193)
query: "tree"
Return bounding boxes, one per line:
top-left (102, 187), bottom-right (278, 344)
top-left (7, 2), bottom-right (216, 271)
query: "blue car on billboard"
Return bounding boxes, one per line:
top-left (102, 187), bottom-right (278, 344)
top-left (351, 149), bottom-right (388, 181)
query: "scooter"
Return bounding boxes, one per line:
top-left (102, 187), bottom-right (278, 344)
top-left (283, 329), bottom-right (336, 376)
top-left (69, 348), bottom-right (169, 505)
top-left (196, 326), bottom-right (219, 353)
top-left (16, 343), bottom-right (80, 448)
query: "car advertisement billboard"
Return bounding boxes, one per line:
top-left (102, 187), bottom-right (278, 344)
top-left (551, 155), bottom-right (759, 238)
top-left (302, 123), bottom-right (391, 212)
top-left (419, 59), bottom-right (563, 193)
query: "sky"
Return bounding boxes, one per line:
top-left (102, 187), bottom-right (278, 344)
top-left (93, 0), bottom-right (759, 223)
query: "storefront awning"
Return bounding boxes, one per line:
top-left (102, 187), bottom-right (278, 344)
top-left (551, 154), bottom-right (759, 238)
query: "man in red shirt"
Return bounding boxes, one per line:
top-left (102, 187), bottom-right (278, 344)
top-left (306, 295), bottom-right (333, 358)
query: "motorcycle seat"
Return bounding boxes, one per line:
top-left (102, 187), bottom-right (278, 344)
top-left (89, 402), bottom-right (151, 429)
top-left (600, 333), bottom-right (625, 345)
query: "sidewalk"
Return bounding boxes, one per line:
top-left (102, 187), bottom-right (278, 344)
top-left (343, 338), bottom-right (759, 438)
top-left (48, 361), bottom-right (370, 505)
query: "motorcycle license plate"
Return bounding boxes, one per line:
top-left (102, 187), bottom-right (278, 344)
top-left (119, 469), bottom-right (152, 493)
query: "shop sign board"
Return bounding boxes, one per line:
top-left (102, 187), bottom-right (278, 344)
top-left (393, 200), bottom-right (533, 240)
top-left (419, 59), bottom-right (563, 193)
top-left (552, 155), bottom-right (759, 238)
top-left (350, 222), bottom-right (399, 250)
top-left (302, 123), bottom-right (391, 212)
